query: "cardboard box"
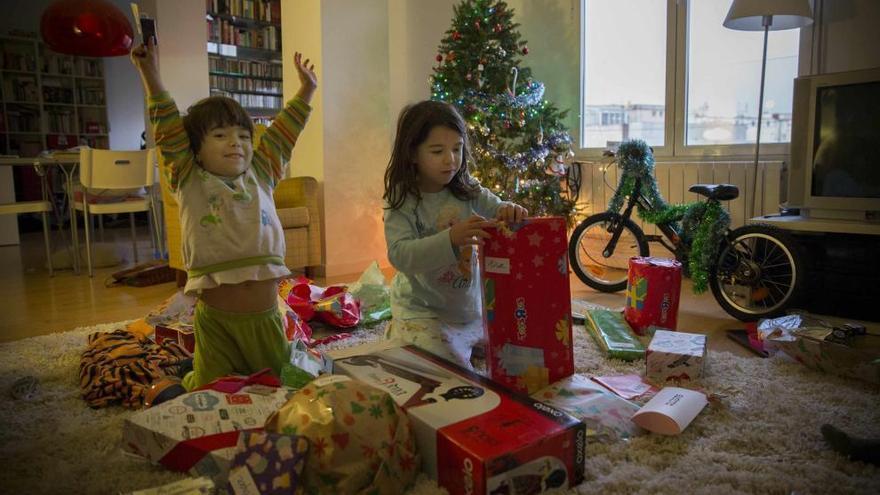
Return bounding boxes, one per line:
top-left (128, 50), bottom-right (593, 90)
top-left (773, 329), bottom-right (880, 385)
top-left (481, 217), bottom-right (574, 394)
top-left (646, 330), bottom-right (707, 384)
top-left (155, 323), bottom-right (195, 353)
top-left (329, 343), bottom-right (585, 495)
top-left (122, 385), bottom-right (294, 480)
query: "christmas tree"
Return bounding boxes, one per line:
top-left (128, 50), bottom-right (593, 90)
top-left (431, 0), bottom-right (576, 222)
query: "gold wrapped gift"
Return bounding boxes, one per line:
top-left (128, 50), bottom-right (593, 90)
top-left (264, 375), bottom-right (419, 494)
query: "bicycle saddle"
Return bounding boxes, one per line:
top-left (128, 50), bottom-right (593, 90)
top-left (688, 184), bottom-right (739, 201)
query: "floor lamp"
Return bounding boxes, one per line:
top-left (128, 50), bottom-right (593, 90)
top-left (723, 0), bottom-right (813, 219)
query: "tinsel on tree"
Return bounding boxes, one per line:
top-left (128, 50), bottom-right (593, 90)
top-left (431, 0), bottom-right (576, 222)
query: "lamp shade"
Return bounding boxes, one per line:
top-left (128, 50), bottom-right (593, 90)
top-left (723, 0), bottom-right (813, 31)
top-left (40, 0), bottom-right (134, 57)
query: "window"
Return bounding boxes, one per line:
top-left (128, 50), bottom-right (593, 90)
top-left (580, 0), bottom-right (801, 157)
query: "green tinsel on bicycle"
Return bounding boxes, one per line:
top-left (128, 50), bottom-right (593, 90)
top-left (608, 139), bottom-right (729, 293)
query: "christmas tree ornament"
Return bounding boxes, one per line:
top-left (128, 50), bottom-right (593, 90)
top-left (452, 30), bottom-right (461, 40)
top-left (510, 67), bottom-right (519, 96)
top-left (477, 63), bottom-right (484, 71)
top-left (522, 46), bottom-right (529, 55)
top-left (466, 72), bottom-right (472, 81)
top-left (494, 23), bottom-right (503, 33)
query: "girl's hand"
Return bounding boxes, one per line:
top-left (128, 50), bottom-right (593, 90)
top-left (449, 215), bottom-right (495, 247)
top-left (294, 52), bottom-right (317, 102)
top-left (496, 203), bottom-right (528, 223)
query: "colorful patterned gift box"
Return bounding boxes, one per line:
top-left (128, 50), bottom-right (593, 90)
top-left (265, 375), bottom-right (418, 495)
top-left (328, 343), bottom-right (586, 495)
top-left (122, 384), bottom-right (294, 481)
top-left (481, 216), bottom-right (574, 394)
top-left (646, 329), bottom-right (707, 384)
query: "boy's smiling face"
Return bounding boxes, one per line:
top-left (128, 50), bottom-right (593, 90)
top-left (197, 125), bottom-right (253, 177)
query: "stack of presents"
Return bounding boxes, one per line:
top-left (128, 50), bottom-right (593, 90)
top-left (97, 217), bottom-right (873, 494)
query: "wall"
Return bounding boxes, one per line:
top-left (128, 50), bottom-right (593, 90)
top-left (799, 0), bottom-right (880, 76)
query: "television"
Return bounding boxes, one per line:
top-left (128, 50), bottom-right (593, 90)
top-left (787, 67), bottom-right (880, 223)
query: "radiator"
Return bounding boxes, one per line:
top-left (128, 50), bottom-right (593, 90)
top-left (574, 160), bottom-right (784, 232)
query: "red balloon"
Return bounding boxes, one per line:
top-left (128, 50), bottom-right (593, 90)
top-left (40, 0), bottom-right (134, 57)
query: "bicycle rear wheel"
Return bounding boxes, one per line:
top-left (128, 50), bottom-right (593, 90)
top-left (710, 224), bottom-right (805, 321)
top-left (569, 212), bottom-right (649, 292)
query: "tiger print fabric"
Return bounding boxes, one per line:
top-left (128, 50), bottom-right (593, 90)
top-left (79, 329), bottom-right (192, 409)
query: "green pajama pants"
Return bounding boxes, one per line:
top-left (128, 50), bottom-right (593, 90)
top-left (182, 300), bottom-right (290, 391)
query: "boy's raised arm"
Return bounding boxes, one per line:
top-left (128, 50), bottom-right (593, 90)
top-left (130, 37), bottom-right (166, 97)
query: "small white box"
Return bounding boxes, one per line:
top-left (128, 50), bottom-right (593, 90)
top-left (646, 330), bottom-right (707, 384)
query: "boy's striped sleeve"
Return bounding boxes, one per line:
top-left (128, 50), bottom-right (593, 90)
top-left (252, 96), bottom-right (311, 186)
top-left (148, 91), bottom-right (194, 192)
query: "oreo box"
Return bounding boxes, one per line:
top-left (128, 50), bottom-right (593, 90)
top-left (328, 343), bottom-right (585, 495)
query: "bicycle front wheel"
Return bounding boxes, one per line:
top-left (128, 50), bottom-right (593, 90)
top-left (709, 224), bottom-right (805, 321)
top-left (569, 212), bottom-right (649, 292)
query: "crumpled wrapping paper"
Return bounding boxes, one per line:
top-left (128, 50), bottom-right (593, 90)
top-left (264, 375), bottom-right (419, 494)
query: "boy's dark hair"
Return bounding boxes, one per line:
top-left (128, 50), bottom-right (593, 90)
top-left (383, 100), bottom-right (480, 210)
top-left (183, 96), bottom-right (254, 155)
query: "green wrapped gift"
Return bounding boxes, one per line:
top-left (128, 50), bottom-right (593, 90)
top-left (585, 309), bottom-right (646, 361)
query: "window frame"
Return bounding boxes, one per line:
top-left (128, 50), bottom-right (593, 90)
top-left (578, 0), bottom-right (795, 161)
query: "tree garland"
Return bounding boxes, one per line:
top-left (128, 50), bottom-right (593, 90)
top-left (680, 201), bottom-right (730, 293)
top-left (607, 139), bottom-right (730, 294)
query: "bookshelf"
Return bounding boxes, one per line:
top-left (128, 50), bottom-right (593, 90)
top-left (0, 34), bottom-right (109, 157)
top-left (206, 0), bottom-right (282, 126)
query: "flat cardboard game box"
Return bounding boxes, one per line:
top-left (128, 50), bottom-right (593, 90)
top-left (328, 343), bottom-right (585, 495)
top-left (480, 216), bottom-right (575, 394)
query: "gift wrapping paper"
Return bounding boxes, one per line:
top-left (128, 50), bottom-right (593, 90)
top-left (646, 329), bottom-right (707, 384)
top-left (481, 216), bottom-right (574, 394)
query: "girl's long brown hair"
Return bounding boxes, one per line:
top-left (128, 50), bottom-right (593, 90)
top-left (383, 100), bottom-right (480, 210)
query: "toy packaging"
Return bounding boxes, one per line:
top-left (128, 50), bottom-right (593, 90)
top-left (624, 257), bottom-right (682, 335)
top-left (328, 342), bottom-right (586, 495)
top-left (480, 216), bottom-right (574, 394)
top-left (646, 329), bottom-right (707, 384)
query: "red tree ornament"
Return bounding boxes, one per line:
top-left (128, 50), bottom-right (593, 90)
top-left (494, 23), bottom-right (502, 33)
top-left (436, 53), bottom-right (443, 63)
top-left (40, 0), bottom-right (134, 57)
top-left (522, 46), bottom-right (529, 55)
top-left (452, 31), bottom-right (462, 41)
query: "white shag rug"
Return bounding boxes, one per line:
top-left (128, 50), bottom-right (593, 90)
top-left (1, 320), bottom-right (879, 495)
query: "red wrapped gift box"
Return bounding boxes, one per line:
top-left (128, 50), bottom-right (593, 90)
top-left (480, 217), bottom-right (574, 395)
top-left (624, 257), bottom-right (682, 335)
top-left (155, 324), bottom-right (195, 353)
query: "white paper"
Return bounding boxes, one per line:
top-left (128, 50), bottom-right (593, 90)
top-left (631, 387), bottom-right (707, 435)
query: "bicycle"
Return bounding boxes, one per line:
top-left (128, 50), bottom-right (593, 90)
top-left (568, 142), bottom-right (805, 321)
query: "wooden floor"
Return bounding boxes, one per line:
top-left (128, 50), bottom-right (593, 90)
top-left (1, 226), bottom-right (754, 357)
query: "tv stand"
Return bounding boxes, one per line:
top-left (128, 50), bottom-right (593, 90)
top-left (749, 214), bottom-right (880, 236)
top-left (747, 214), bottom-right (880, 322)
